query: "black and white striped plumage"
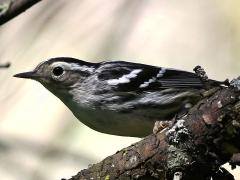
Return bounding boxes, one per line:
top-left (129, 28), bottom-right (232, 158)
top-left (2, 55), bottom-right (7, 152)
top-left (14, 57), bottom-right (222, 137)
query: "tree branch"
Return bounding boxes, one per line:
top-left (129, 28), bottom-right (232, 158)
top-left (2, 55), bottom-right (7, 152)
top-left (0, 0), bottom-right (41, 26)
top-left (65, 78), bottom-right (240, 180)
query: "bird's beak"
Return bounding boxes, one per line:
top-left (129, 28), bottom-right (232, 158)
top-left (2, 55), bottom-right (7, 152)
top-left (13, 71), bottom-right (39, 80)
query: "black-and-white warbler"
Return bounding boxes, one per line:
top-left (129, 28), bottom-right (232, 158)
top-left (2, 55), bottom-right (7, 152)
top-left (14, 57), bottom-right (224, 137)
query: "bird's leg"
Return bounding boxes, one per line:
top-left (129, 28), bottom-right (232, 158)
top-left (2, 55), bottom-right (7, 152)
top-left (153, 120), bottom-right (173, 134)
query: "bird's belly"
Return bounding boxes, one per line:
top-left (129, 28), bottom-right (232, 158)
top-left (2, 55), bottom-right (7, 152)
top-left (71, 107), bottom-right (156, 137)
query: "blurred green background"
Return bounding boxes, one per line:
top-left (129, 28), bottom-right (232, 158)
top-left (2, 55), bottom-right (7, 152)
top-left (0, 0), bottom-right (239, 179)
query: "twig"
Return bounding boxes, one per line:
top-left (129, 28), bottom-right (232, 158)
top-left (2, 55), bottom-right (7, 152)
top-left (65, 78), bottom-right (240, 180)
top-left (193, 65), bottom-right (208, 82)
top-left (0, 62), bottom-right (10, 68)
top-left (0, 0), bottom-right (42, 26)
top-left (194, 65), bottom-right (230, 88)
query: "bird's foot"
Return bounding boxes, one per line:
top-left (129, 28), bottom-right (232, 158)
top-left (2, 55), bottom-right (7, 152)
top-left (153, 120), bottom-right (172, 135)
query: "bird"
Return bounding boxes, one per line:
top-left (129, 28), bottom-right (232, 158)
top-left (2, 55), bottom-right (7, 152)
top-left (14, 57), bottom-right (224, 137)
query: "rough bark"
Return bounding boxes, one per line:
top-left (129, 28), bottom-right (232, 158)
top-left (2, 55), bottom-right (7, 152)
top-left (0, 0), bottom-right (41, 26)
top-left (65, 78), bottom-right (240, 180)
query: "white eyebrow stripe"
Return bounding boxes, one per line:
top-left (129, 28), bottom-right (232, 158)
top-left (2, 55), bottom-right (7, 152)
top-left (70, 63), bottom-right (95, 73)
top-left (107, 69), bottom-right (142, 85)
top-left (51, 62), bottom-right (95, 73)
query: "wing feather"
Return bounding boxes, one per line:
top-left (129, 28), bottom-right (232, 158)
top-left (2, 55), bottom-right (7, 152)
top-left (96, 61), bottom-right (220, 92)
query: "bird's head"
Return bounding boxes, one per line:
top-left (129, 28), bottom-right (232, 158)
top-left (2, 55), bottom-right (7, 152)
top-left (14, 57), bottom-right (98, 98)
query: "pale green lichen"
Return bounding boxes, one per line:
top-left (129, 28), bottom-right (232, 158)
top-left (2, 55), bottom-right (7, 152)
top-left (167, 145), bottom-right (191, 170)
top-left (105, 175), bottom-right (110, 180)
top-left (166, 119), bottom-right (189, 145)
top-left (129, 155), bottom-right (137, 164)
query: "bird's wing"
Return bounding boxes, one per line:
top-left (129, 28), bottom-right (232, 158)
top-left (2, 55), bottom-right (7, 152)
top-left (96, 61), bottom-right (214, 92)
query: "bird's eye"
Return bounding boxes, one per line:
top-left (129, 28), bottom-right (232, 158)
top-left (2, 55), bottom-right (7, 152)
top-left (52, 66), bottom-right (64, 76)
